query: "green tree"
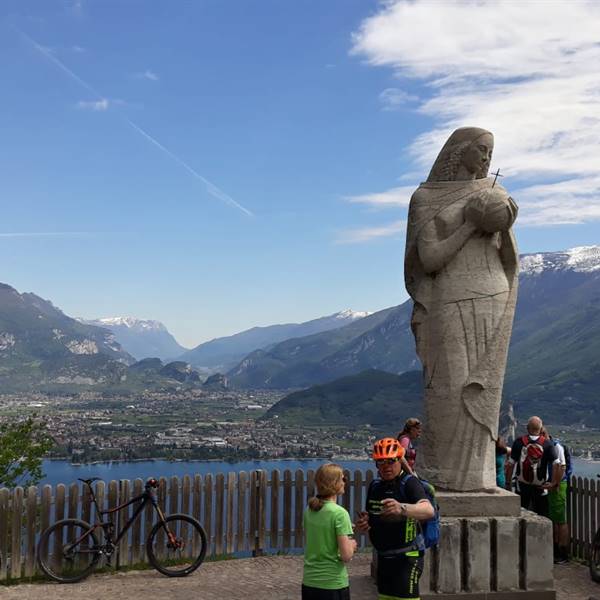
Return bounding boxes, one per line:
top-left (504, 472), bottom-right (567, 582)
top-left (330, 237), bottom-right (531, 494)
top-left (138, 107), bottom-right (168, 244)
top-left (0, 416), bottom-right (53, 488)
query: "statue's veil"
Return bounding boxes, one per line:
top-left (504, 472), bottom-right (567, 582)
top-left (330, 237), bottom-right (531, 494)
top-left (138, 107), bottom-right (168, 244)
top-left (427, 127), bottom-right (492, 182)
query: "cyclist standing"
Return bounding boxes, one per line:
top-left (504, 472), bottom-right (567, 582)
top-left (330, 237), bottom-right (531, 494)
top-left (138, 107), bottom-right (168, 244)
top-left (355, 437), bottom-right (434, 600)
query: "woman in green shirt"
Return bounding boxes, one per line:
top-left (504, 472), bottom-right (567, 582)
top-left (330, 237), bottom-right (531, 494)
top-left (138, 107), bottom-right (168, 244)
top-left (302, 463), bottom-right (357, 600)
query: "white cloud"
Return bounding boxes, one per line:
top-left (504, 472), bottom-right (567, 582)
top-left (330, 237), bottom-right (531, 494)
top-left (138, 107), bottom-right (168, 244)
top-left (379, 87), bottom-right (418, 110)
top-left (344, 185), bottom-right (414, 208)
top-left (76, 98), bottom-right (110, 111)
top-left (351, 0), bottom-right (600, 228)
top-left (136, 69), bottom-right (159, 81)
top-left (336, 220), bottom-right (406, 244)
top-left (515, 176), bottom-right (600, 226)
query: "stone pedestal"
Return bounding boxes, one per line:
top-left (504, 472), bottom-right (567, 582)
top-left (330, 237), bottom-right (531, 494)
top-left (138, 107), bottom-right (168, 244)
top-left (371, 507), bottom-right (555, 599)
top-left (420, 509), bottom-right (555, 599)
top-left (436, 488), bottom-right (521, 517)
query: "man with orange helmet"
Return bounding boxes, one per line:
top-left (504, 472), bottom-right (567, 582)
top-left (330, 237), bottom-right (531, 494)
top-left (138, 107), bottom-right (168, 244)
top-left (355, 437), bottom-right (434, 600)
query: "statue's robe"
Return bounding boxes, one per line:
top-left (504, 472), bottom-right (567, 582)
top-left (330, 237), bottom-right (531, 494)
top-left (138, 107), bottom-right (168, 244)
top-left (404, 177), bottom-right (518, 490)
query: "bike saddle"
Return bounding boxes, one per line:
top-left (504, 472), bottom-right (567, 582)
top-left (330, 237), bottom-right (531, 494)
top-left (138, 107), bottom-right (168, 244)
top-left (78, 477), bottom-right (102, 484)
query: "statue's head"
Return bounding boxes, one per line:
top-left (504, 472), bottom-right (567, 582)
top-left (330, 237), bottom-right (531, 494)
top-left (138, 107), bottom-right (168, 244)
top-left (427, 127), bottom-right (493, 182)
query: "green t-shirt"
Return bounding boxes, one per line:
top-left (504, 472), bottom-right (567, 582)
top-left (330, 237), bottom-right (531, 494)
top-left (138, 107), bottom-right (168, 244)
top-left (302, 501), bottom-right (353, 590)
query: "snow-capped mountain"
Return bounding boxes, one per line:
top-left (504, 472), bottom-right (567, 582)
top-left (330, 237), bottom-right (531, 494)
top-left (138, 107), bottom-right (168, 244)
top-left (520, 245), bottom-right (600, 275)
top-left (334, 309), bottom-right (372, 321)
top-left (81, 317), bottom-right (187, 361)
top-left (229, 244), bottom-right (600, 422)
top-left (91, 316), bottom-right (168, 331)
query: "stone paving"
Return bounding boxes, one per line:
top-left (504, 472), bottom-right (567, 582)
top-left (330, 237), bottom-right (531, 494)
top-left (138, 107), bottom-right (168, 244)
top-left (2, 554), bottom-right (598, 600)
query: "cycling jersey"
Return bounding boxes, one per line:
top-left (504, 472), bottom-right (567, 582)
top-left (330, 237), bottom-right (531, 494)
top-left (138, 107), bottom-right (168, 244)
top-left (367, 473), bottom-right (428, 599)
top-left (366, 474), bottom-right (427, 553)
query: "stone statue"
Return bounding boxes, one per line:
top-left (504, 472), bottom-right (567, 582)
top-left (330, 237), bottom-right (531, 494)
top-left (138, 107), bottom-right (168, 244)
top-left (404, 127), bottom-right (519, 491)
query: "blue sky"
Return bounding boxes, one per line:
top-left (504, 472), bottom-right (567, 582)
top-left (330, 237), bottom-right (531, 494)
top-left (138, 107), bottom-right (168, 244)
top-left (1, 1), bottom-right (599, 348)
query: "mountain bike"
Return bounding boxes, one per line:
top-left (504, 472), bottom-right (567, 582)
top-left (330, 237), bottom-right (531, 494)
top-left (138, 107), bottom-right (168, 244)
top-left (37, 477), bottom-right (207, 583)
top-left (590, 474), bottom-right (600, 582)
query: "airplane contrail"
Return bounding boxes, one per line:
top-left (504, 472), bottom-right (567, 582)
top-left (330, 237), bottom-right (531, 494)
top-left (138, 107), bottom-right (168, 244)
top-left (13, 26), bottom-right (253, 217)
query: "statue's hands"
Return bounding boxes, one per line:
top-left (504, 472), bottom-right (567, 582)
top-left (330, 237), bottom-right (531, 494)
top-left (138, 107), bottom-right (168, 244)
top-left (464, 194), bottom-right (487, 228)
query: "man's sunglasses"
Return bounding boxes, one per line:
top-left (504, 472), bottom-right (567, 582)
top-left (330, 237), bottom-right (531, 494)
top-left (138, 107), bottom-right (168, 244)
top-left (375, 458), bottom-right (400, 466)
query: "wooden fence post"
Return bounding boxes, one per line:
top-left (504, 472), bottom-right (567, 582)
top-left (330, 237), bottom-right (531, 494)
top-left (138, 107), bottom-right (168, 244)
top-left (118, 479), bottom-right (131, 568)
top-left (251, 470), bottom-right (264, 556)
top-left (282, 469), bottom-right (292, 550)
top-left (37, 485), bottom-right (52, 575)
top-left (131, 479), bottom-right (143, 565)
top-left (226, 472), bottom-right (235, 554)
top-left (0, 487), bottom-right (9, 581)
top-left (576, 476), bottom-right (584, 559)
top-left (192, 474), bottom-right (203, 558)
top-left (182, 475), bottom-right (192, 559)
top-left (204, 473), bottom-right (213, 557)
top-left (11, 486), bottom-right (24, 579)
top-left (341, 469), bottom-right (351, 513)
top-left (215, 473), bottom-right (225, 556)
top-left (25, 486), bottom-right (37, 578)
top-left (584, 477), bottom-right (591, 560)
top-left (237, 471), bottom-right (248, 552)
top-left (294, 470), bottom-right (304, 549)
top-left (270, 470), bottom-right (280, 551)
top-left (592, 477), bottom-right (599, 563)
top-left (258, 470), bottom-right (267, 553)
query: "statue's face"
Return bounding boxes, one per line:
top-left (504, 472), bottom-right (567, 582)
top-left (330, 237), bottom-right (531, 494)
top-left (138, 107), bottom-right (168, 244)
top-left (461, 133), bottom-right (493, 177)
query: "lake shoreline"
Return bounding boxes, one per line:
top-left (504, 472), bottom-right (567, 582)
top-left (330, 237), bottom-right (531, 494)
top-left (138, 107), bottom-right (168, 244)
top-left (37, 456), bottom-right (600, 488)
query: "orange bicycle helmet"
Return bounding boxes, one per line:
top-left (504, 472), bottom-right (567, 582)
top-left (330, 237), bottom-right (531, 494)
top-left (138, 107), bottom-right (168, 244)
top-left (372, 437), bottom-right (405, 460)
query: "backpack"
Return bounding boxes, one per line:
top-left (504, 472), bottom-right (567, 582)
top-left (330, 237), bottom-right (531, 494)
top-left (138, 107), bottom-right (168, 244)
top-left (517, 435), bottom-right (547, 485)
top-left (398, 474), bottom-right (440, 549)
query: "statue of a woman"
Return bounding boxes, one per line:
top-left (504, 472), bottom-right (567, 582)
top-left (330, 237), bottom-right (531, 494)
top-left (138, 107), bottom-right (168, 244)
top-left (404, 127), bottom-right (519, 491)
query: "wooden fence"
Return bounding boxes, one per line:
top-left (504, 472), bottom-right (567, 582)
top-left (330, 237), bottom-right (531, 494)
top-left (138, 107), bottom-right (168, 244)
top-left (569, 475), bottom-right (599, 561)
top-left (0, 468), bottom-right (375, 581)
top-left (0, 469), bottom-right (597, 582)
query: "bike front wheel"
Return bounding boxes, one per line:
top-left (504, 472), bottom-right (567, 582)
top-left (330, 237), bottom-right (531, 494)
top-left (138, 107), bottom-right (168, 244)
top-left (38, 518), bottom-right (101, 583)
top-left (590, 530), bottom-right (600, 582)
top-left (146, 514), bottom-right (207, 577)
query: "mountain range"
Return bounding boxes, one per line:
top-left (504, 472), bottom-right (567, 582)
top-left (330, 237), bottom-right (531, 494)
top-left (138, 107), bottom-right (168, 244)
top-left (259, 245), bottom-right (600, 426)
top-left (80, 317), bottom-right (187, 362)
top-left (179, 309), bottom-right (371, 371)
top-left (1, 244), bottom-right (599, 417)
top-left (0, 284), bottom-right (133, 390)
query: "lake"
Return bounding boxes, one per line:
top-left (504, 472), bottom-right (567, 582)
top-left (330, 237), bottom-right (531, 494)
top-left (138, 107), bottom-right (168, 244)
top-left (39, 458), bottom-right (373, 487)
top-left (38, 456), bottom-right (599, 487)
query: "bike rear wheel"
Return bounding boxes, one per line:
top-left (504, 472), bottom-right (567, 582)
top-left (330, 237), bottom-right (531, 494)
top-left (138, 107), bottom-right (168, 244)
top-left (38, 518), bottom-right (101, 583)
top-left (590, 530), bottom-right (600, 582)
top-left (146, 514), bottom-right (207, 577)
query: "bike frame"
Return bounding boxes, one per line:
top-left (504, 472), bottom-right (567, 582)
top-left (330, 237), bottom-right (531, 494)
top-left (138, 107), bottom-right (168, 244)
top-left (70, 482), bottom-right (169, 551)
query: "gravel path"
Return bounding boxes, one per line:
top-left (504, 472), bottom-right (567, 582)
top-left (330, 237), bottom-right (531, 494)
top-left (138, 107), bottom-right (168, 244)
top-left (2, 554), bottom-right (598, 600)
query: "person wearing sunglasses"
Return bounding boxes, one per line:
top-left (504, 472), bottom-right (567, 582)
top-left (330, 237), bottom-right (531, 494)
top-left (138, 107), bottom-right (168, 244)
top-left (355, 437), bottom-right (434, 600)
top-left (302, 463), bottom-right (357, 600)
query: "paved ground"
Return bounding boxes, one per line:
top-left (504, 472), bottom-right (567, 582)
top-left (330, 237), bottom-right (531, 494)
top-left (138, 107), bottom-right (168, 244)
top-left (2, 554), bottom-right (598, 600)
